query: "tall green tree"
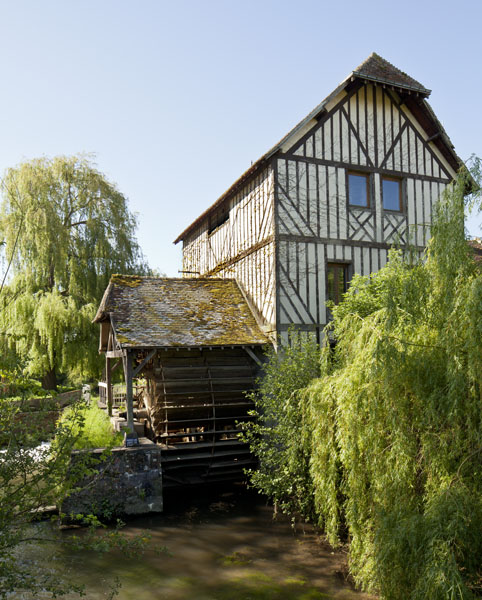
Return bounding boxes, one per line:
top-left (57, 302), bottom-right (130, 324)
top-left (303, 163), bottom-right (482, 599)
top-left (0, 155), bottom-right (148, 388)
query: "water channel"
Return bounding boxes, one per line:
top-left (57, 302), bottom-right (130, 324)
top-left (22, 484), bottom-right (375, 600)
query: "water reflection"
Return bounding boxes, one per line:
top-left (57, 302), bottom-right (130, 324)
top-left (33, 484), bottom-right (375, 600)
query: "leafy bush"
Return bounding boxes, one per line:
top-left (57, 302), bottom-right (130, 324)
top-left (306, 164), bottom-right (482, 599)
top-left (242, 331), bottom-right (321, 521)
top-left (0, 370), bottom-right (50, 399)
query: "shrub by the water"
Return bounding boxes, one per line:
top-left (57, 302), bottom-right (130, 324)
top-left (242, 331), bottom-right (321, 521)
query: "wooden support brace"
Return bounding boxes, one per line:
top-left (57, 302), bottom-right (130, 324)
top-left (133, 349), bottom-right (156, 378)
top-left (427, 132), bottom-right (441, 143)
top-left (244, 346), bottom-right (262, 367)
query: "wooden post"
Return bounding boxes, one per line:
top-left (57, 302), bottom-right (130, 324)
top-left (125, 350), bottom-right (134, 433)
top-left (106, 356), bottom-right (113, 417)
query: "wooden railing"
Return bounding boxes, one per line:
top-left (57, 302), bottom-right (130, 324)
top-left (98, 382), bottom-right (145, 409)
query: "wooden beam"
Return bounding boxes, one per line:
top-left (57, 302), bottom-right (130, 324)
top-left (106, 350), bottom-right (124, 358)
top-left (244, 346), bottom-right (262, 367)
top-left (111, 359), bottom-right (121, 373)
top-left (106, 356), bottom-right (113, 417)
top-left (124, 350), bottom-right (134, 433)
top-left (133, 349), bottom-right (157, 378)
top-left (426, 131), bottom-right (441, 143)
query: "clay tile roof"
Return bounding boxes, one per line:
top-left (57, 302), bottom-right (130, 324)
top-left (93, 275), bottom-right (268, 348)
top-left (352, 52), bottom-right (431, 95)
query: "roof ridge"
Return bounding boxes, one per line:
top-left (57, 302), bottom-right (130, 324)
top-left (110, 274), bottom-right (235, 283)
top-left (351, 52), bottom-right (430, 94)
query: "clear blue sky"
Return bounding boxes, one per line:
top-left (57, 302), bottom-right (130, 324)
top-left (0, 0), bottom-right (480, 275)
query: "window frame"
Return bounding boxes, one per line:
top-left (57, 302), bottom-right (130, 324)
top-left (348, 171), bottom-right (371, 209)
top-left (326, 261), bottom-right (351, 306)
top-left (207, 206), bottom-right (229, 235)
top-left (381, 175), bottom-right (403, 212)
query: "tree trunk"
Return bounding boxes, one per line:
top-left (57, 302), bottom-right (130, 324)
top-left (41, 368), bottom-right (57, 391)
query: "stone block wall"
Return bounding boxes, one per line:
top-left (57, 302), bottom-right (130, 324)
top-left (62, 437), bottom-right (162, 519)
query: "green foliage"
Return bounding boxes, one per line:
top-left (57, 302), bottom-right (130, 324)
top-left (246, 161), bottom-right (482, 598)
top-left (0, 369), bottom-right (50, 399)
top-left (58, 402), bottom-right (123, 450)
top-left (0, 400), bottom-right (93, 597)
top-left (0, 154), bottom-right (148, 387)
top-left (241, 332), bottom-right (321, 520)
top-left (0, 398), bottom-right (147, 598)
top-left (304, 163), bottom-right (482, 599)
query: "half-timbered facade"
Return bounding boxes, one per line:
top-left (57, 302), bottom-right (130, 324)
top-left (175, 54), bottom-right (463, 342)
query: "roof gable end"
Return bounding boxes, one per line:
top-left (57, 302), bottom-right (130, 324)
top-left (174, 54), bottom-right (459, 244)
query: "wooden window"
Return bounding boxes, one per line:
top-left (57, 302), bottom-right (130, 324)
top-left (382, 177), bottom-right (402, 211)
top-left (348, 172), bottom-right (370, 208)
top-left (208, 207), bottom-right (229, 234)
top-left (326, 263), bottom-right (349, 305)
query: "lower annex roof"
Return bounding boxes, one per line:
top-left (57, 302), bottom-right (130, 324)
top-left (93, 275), bottom-right (268, 349)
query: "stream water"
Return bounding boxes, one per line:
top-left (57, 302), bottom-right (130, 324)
top-left (22, 484), bottom-right (375, 600)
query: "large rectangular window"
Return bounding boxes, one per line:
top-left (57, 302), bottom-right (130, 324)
top-left (348, 172), bottom-right (370, 208)
top-left (327, 263), bottom-right (349, 305)
top-left (382, 177), bottom-right (402, 211)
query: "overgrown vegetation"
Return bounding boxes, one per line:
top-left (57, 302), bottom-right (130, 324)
top-left (242, 332), bottom-right (320, 521)
top-left (0, 155), bottom-right (152, 597)
top-left (0, 398), bottom-right (143, 598)
top-left (245, 160), bottom-right (482, 599)
top-left (58, 402), bottom-right (123, 450)
top-left (0, 400), bottom-right (93, 597)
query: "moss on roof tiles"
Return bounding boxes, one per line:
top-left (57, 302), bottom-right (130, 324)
top-left (96, 276), bottom-right (267, 348)
top-left (111, 274), bottom-right (143, 287)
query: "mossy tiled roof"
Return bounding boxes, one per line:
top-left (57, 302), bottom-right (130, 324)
top-left (94, 275), bottom-right (268, 348)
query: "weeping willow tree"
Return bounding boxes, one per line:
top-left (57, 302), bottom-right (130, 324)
top-left (303, 161), bottom-right (482, 599)
top-left (0, 155), bottom-right (148, 389)
top-left (246, 160), bottom-right (481, 598)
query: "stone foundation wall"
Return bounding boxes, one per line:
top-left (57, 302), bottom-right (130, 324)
top-left (62, 437), bottom-right (162, 519)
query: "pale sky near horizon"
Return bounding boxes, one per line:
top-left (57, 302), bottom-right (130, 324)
top-left (0, 0), bottom-right (480, 276)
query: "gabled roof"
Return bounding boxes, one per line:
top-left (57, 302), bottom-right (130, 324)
top-left (93, 275), bottom-right (268, 349)
top-left (174, 53), bottom-right (462, 245)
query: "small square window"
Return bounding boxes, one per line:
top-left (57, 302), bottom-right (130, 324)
top-left (382, 177), bottom-right (402, 211)
top-left (348, 173), bottom-right (369, 207)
